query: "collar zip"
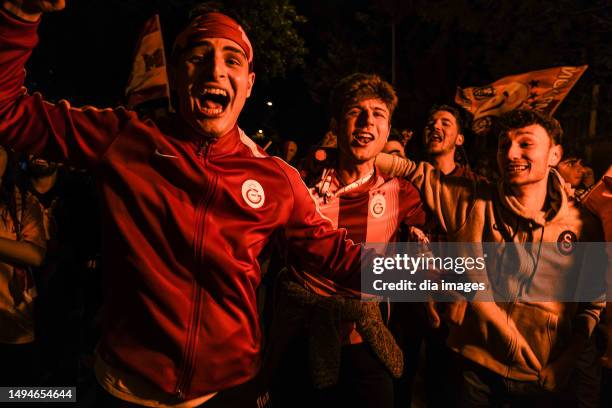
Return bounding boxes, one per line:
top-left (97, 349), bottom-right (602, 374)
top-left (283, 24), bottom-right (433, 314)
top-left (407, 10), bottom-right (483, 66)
top-left (196, 138), bottom-right (212, 158)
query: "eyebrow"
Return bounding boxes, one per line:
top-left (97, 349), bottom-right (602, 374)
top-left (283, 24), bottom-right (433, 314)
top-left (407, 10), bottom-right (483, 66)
top-left (345, 105), bottom-right (389, 114)
top-left (188, 42), bottom-right (247, 60)
top-left (223, 45), bottom-right (247, 60)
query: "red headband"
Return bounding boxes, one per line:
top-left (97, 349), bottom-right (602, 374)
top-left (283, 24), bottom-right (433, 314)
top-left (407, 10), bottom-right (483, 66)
top-left (173, 12), bottom-right (253, 68)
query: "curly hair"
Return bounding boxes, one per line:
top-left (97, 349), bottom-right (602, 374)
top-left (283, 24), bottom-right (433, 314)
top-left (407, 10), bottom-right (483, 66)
top-left (329, 73), bottom-right (397, 121)
top-left (497, 110), bottom-right (563, 145)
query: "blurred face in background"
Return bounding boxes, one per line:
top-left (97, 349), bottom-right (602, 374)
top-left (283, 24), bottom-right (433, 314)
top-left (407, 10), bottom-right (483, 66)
top-left (282, 141), bottom-right (298, 163)
top-left (28, 156), bottom-right (58, 178)
top-left (582, 166), bottom-right (595, 187)
top-left (382, 140), bottom-right (406, 158)
top-left (557, 157), bottom-right (587, 188)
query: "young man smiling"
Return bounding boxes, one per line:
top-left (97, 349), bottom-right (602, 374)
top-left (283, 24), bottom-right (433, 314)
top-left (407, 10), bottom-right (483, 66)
top-left (272, 73), bottom-right (426, 408)
top-left (0, 1), bottom-right (373, 407)
top-left (377, 109), bottom-right (606, 406)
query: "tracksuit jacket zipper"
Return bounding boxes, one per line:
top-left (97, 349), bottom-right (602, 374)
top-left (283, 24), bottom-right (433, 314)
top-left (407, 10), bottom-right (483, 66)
top-left (176, 140), bottom-right (217, 399)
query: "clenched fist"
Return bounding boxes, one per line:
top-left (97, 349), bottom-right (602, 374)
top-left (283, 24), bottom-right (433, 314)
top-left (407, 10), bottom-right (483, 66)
top-left (2, 0), bottom-right (65, 21)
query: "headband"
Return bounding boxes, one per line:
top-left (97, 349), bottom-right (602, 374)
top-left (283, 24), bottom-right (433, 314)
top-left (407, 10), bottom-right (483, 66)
top-left (173, 12), bottom-right (253, 69)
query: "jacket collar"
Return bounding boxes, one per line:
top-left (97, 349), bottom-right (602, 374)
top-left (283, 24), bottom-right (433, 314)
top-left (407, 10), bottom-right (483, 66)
top-left (203, 125), bottom-right (242, 157)
top-left (498, 169), bottom-right (568, 226)
top-left (315, 167), bottom-right (379, 203)
top-left (167, 115), bottom-right (242, 157)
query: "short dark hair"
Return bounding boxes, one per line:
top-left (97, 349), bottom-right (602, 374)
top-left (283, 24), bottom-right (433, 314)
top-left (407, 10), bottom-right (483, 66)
top-left (427, 104), bottom-right (472, 135)
top-left (497, 110), bottom-right (563, 145)
top-left (329, 73), bottom-right (398, 121)
top-left (387, 129), bottom-right (403, 143)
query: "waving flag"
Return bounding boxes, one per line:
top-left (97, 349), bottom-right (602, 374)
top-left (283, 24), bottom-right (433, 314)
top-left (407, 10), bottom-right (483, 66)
top-left (126, 14), bottom-right (172, 110)
top-left (455, 65), bottom-right (587, 134)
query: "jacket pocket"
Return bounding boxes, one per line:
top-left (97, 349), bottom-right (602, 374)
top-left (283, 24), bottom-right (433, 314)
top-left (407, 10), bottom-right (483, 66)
top-left (509, 303), bottom-right (559, 369)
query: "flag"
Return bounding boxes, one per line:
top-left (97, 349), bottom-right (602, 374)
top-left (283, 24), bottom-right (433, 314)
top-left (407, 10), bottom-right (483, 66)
top-left (455, 65), bottom-right (587, 134)
top-left (126, 14), bottom-right (172, 110)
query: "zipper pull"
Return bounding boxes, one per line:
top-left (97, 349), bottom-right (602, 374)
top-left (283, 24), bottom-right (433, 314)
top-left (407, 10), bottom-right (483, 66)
top-left (197, 139), bottom-right (210, 158)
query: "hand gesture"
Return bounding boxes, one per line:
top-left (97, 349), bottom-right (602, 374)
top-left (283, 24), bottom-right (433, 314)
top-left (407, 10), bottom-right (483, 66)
top-left (538, 351), bottom-right (575, 392)
top-left (3, 0), bottom-right (65, 21)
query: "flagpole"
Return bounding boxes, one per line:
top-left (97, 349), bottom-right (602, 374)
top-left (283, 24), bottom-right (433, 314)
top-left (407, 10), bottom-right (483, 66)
top-left (391, 19), bottom-right (396, 87)
top-left (156, 14), bottom-right (174, 113)
top-left (588, 84), bottom-right (599, 140)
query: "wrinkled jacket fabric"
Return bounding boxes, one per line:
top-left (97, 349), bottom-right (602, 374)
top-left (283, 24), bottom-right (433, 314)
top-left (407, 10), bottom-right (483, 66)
top-left (0, 10), bottom-right (366, 399)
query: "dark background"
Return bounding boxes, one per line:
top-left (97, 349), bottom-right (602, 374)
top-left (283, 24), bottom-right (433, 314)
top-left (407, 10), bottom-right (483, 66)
top-left (26, 0), bottom-right (612, 174)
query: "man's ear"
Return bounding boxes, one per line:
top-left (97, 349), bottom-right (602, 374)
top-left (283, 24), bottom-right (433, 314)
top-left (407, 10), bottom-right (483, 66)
top-left (246, 72), bottom-right (256, 98)
top-left (456, 133), bottom-right (465, 147)
top-left (548, 144), bottom-right (563, 167)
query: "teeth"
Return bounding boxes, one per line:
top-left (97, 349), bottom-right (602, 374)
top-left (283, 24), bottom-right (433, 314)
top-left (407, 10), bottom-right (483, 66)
top-left (200, 106), bottom-right (223, 115)
top-left (201, 88), bottom-right (227, 97)
top-left (429, 132), bottom-right (442, 142)
top-left (507, 164), bottom-right (529, 171)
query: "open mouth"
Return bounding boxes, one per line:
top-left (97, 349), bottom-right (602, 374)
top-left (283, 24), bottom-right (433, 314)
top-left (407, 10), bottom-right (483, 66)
top-left (197, 87), bottom-right (230, 116)
top-left (32, 159), bottom-right (50, 166)
top-left (506, 163), bottom-right (530, 174)
top-left (428, 132), bottom-right (443, 143)
top-left (353, 132), bottom-right (374, 146)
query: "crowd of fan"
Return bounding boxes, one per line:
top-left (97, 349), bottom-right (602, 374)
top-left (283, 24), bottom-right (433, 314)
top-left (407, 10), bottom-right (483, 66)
top-left (1, 96), bottom-right (609, 407)
top-left (0, 2), bottom-right (610, 408)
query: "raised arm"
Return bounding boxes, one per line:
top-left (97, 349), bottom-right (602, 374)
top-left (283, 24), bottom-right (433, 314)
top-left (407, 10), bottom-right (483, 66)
top-left (279, 161), bottom-right (366, 294)
top-left (0, 1), bottom-right (138, 167)
top-left (0, 237), bottom-right (44, 266)
top-left (2, 0), bottom-right (65, 21)
top-left (376, 152), bottom-right (479, 236)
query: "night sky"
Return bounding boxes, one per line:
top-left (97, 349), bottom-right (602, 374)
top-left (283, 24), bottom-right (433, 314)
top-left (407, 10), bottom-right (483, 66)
top-left (25, 0), bottom-right (612, 171)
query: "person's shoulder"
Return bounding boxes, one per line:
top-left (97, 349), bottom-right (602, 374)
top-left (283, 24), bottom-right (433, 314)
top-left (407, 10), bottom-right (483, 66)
top-left (269, 156), bottom-right (305, 183)
top-left (449, 165), bottom-right (489, 183)
top-left (395, 176), bottom-right (421, 195)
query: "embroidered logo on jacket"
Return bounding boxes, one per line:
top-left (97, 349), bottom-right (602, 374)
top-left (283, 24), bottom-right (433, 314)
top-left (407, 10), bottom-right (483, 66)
top-left (557, 230), bottom-right (577, 255)
top-left (242, 179), bottom-right (265, 209)
top-left (370, 194), bottom-right (386, 218)
top-left (153, 148), bottom-right (178, 159)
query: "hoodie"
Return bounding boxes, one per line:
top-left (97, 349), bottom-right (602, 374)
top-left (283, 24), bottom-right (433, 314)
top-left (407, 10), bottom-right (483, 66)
top-left (375, 153), bottom-right (605, 381)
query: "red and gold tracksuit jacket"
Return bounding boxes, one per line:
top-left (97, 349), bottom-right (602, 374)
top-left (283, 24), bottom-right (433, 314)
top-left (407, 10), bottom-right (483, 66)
top-left (297, 168), bottom-right (427, 344)
top-left (0, 10), bottom-right (367, 399)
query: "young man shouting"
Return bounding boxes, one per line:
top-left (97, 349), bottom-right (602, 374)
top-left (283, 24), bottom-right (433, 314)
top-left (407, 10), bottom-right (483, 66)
top-left (0, 1), bottom-right (373, 406)
top-left (271, 73), bottom-right (426, 408)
